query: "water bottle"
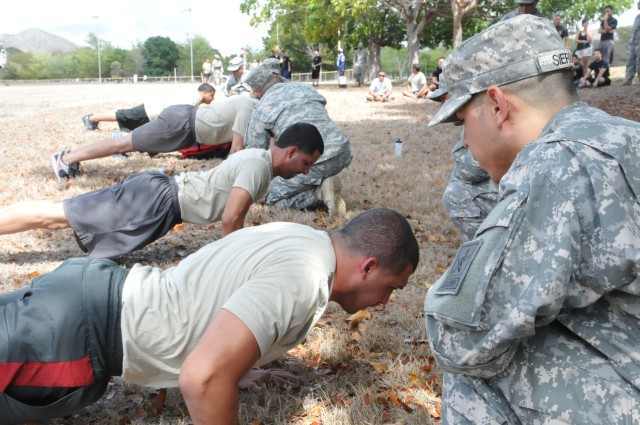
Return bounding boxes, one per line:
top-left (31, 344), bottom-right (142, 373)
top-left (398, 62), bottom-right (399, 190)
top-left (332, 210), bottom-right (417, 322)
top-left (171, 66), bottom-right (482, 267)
top-left (394, 139), bottom-right (403, 157)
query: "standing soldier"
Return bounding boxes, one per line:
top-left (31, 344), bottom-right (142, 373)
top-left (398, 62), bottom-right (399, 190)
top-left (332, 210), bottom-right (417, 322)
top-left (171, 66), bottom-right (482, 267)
top-left (353, 43), bottom-right (369, 87)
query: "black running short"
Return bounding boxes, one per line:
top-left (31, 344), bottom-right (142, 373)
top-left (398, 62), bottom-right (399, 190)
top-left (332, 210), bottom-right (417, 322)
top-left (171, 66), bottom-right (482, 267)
top-left (115, 104), bottom-right (150, 131)
top-left (63, 172), bottom-right (182, 258)
top-left (0, 258), bottom-right (127, 424)
top-left (131, 104), bottom-right (197, 155)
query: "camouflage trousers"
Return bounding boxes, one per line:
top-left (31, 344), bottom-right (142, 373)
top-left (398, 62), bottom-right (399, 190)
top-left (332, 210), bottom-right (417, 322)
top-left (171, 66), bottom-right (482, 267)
top-left (353, 65), bottom-right (367, 86)
top-left (442, 178), bottom-right (498, 242)
top-left (265, 146), bottom-right (353, 209)
top-left (441, 324), bottom-right (640, 424)
top-left (626, 42), bottom-right (640, 82)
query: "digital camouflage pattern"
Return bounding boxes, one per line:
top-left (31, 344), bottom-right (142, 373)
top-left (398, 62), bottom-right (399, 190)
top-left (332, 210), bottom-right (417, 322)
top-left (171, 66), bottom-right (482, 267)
top-left (244, 82), bottom-right (352, 208)
top-left (625, 12), bottom-right (640, 82)
top-left (244, 58), bottom-right (284, 93)
top-left (429, 15), bottom-right (573, 126)
top-left (426, 101), bottom-right (640, 423)
top-left (353, 45), bottom-right (369, 86)
top-left (442, 132), bottom-right (498, 241)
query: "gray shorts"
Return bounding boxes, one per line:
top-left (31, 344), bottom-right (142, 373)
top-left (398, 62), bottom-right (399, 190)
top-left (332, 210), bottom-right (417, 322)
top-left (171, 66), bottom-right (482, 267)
top-left (131, 104), bottom-right (197, 154)
top-left (63, 172), bottom-right (181, 258)
top-left (0, 258), bottom-right (126, 424)
top-left (115, 104), bottom-right (150, 131)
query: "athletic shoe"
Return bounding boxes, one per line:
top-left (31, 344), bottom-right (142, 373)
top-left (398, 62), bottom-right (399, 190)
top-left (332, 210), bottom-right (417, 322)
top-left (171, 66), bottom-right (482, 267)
top-left (315, 175), bottom-right (346, 219)
top-left (51, 150), bottom-right (83, 180)
top-left (81, 114), bottom-right (98, 130)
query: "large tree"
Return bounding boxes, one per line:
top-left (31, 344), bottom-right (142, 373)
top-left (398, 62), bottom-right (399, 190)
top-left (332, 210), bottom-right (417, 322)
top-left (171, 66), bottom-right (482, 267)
top-left (241, 0), bottom-right (405, 78)
top-left (142, 36), bottom-right (179, 77)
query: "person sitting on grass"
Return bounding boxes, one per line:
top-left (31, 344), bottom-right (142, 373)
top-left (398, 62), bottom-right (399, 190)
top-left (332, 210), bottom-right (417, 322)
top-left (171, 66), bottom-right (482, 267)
top-left (366, 71), bottom-right (395, 102)
top-left (579, 48), bottom-right (611, 88)
top-left (0, 208), bottom-right (419, 425)
top-left (52, 95), bottom-right (256, 180)
top-left (402, 63), bottom-right (429, 99)
top-left (4, 123), bottom-right (322, 258)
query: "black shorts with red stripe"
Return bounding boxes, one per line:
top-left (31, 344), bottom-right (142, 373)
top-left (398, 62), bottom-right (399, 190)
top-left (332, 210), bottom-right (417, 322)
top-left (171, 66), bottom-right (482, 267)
top-left (0, 258), bottom-right (127, 424)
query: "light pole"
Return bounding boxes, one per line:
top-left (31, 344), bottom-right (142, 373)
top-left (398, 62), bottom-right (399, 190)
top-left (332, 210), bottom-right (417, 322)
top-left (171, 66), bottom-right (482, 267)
top-left (92, 16), bottom-right (102, 83)
top-left (182, 8), bottom-right (194, 82)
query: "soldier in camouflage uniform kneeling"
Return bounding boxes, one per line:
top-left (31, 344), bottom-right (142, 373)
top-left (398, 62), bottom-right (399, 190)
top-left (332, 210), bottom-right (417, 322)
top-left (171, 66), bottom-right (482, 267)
top-left (239, 59), bottom-right (352, 218)
top-left (425, 15), bottom-right (640, 424)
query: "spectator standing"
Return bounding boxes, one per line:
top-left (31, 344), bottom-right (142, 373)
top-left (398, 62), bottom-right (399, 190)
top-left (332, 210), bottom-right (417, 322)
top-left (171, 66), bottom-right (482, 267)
top-left (353, 43), bottom-right (369, 87)
top-left (553, 13), bottom-right (570, 48)
top-left (622, 1), bottom-right (640, 86)
top-left (311, 50), bottom-right (323, 87)
top-left (366, 71), bottom-right (394, 102)
top-left (336, 47), bottom-right (346, 88)
top-left (202, 59), bottom-right (212, 83)
top-left (212, 55), bottom-right (223, 86)
top-left (426, 15), bottom-right (640, 424)
top-left (598, 5), bottom-right (617, 64)
top-left (281, 50), bottom-right (292, 80)
top-left (574, 18), bottom-right (593, 76)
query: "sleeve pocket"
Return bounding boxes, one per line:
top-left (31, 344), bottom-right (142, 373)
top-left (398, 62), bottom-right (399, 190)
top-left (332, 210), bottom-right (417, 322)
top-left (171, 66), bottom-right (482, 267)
top-left (425, 190), bottom-right (528, 329)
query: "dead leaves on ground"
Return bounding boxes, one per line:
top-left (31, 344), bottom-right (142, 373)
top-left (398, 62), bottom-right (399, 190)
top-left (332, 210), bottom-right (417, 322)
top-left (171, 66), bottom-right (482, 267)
top-left (281, 308), bottom-right (442, 424)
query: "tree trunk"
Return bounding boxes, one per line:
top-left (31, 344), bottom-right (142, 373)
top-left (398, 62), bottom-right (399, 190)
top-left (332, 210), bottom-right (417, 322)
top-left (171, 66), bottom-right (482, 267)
top-left (368, 41), bottom-right (382, 81)
top-left (452, 0), bottom-right (478, 48)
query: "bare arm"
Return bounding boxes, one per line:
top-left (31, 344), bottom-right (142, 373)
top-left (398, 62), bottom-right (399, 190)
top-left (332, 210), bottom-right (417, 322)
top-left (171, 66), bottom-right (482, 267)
top-left (0, 200), bottom-right (69, 234)
top-left (229, 131), bottom-right (245, 155)
top-left (221, 187), bottom-right (253, 236)
top-left (179, 309), bottom-right (261, 425)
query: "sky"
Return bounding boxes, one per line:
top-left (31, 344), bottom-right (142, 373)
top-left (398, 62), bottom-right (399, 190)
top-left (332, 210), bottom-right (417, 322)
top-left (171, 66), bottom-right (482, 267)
top-left (1, 2), bottom-right (638, 56)
top-left (0, 0), bottom-right (270, 57)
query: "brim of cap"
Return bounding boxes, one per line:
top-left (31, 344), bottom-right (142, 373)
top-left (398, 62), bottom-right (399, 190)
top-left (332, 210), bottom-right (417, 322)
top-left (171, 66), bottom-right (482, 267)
top-left (427, 86), bottom-right (448, 101)
top-left (227, 66), bottom-right (241, 71)
top-left (428, 93), bottom-right (472, 127)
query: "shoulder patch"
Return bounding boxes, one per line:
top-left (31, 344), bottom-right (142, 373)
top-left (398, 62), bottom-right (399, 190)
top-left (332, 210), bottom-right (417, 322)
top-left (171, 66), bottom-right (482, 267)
top-left (436, 239), bottom-right (483, 296)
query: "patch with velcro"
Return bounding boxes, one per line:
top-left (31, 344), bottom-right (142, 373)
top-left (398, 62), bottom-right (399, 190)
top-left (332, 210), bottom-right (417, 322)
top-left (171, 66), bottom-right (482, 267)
top-left (435, 239), bottom-right (483, 296)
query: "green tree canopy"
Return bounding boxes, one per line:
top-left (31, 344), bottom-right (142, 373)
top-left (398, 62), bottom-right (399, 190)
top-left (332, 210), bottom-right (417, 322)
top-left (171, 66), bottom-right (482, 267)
top-left (142, 36), bottom-right (179, 76)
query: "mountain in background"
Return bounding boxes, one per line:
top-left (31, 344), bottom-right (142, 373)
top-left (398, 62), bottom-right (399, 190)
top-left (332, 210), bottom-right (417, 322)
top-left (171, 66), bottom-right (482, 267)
top-left (1, 28), bottom-right (78, 54)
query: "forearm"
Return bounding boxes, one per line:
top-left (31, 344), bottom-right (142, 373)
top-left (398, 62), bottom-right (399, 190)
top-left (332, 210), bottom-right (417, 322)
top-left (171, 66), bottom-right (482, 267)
top-left (221, 216), bottom-right (244, 236)
top-left (0, 200), bottom-right (69, 234)
top-left (181, 375), bottom-right (239, 424)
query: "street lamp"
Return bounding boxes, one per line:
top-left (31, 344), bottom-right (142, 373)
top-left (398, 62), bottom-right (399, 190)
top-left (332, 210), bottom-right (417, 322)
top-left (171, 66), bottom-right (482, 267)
top-left (92, 16), bottom-right (102, 83)
top-left (182, 8), bottom-right (194, 82)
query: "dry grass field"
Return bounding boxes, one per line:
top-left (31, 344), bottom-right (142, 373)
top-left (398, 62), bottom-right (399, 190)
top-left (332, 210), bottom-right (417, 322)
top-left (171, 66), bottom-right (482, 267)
top-left (0, 72), bottom-right (638, 424)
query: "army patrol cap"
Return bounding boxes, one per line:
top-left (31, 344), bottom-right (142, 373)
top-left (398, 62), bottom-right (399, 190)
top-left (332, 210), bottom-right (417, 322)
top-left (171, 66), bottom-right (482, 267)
top-left (244, 58), bottom-right (284, 91)
top-left (227, 56), bottom-right (244, 72)
top-left (428, 15), bottom-right (573, 127)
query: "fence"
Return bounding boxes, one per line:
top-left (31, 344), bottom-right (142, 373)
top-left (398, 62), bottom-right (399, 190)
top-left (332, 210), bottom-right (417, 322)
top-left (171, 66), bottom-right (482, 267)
top-left (1, 69), bottom-right (357, 86)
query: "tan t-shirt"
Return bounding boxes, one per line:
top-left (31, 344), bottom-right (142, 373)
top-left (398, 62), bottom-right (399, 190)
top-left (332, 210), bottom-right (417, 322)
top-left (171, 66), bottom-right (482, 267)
top-left (174, 148), bottom-right (273, 224)
top-left (143, 92), bottom-right (205, 120)
top-left (120, 222), bottom-right (335, 388)
top-left (194, 95), bottom-right (256, 146)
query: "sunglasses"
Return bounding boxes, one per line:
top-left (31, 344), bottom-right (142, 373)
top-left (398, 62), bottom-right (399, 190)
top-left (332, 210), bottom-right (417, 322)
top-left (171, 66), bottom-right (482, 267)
top-left (379, 74), bottom-right (386, 77)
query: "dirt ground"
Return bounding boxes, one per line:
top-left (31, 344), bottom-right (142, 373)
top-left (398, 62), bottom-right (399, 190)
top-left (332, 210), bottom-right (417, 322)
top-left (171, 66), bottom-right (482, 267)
top-left (0, 70), bottom-right (639, 424)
